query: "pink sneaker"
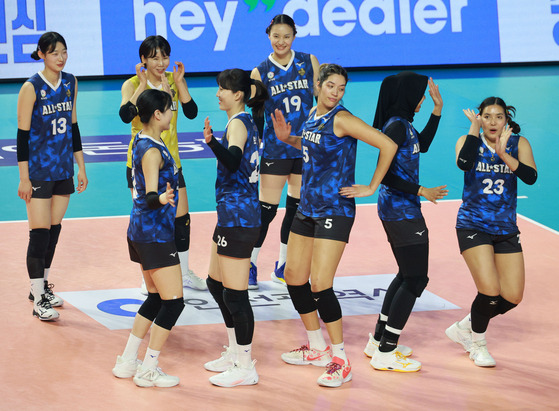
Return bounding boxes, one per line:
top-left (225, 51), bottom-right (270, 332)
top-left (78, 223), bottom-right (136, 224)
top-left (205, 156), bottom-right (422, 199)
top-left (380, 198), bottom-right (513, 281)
top-left (281, 344), bottom-right (332, 366)
top-left (317, 357), bottom-right (352, 387)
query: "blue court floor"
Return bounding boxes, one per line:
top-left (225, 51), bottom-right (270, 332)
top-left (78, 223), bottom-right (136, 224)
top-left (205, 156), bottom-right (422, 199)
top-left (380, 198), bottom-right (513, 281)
top-left (0, 65), bottom-right (557, 232)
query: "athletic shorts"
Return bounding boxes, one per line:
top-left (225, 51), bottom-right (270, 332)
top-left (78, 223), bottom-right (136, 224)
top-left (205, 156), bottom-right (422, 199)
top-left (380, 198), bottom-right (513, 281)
top-left (212, 225), bottom-right (260, 258)
top-left (382, 218), bottom-right (429, 247)
top-left (456, 228), bottom-right (522, 254)
top-left (30, 178), bottom-right (74, 199)
top-left (260, 157), bottom-right (302, 176)
top-left (290, 210), bottom-right (354, 243)
top-left (127, 237), bottom-right (180, 271)
top-left (127, 166), bottom-right (185, 189)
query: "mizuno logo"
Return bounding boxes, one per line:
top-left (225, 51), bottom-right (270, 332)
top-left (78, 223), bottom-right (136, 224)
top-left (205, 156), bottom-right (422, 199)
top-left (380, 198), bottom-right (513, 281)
top-left (265, 162), bottom-right (274, 167)
top-left (313, 298), bottom-right (319, 302)
top-left (32, 186), bottom-right (41, 191)
top-left (262, 205), bottom-right (271, 210)
top-left (170, 252), bottom-right (177, 257)
top-left (467, 233), bottom-right (478, 240)
top-left (490, 301), bottom-right (498, 305)
top-left (415, 230), bottom-right (425, 236)
top-left (296, 62), bottom-right (304, 67)
top-left (150, 355), bottom-right (156, 358)
top-left (459, 158), bottom-right (467, 163)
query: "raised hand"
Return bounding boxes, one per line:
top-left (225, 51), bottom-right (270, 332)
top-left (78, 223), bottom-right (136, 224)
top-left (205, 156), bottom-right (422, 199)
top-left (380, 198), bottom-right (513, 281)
top-left (495, 124), bottom-right (512, 157)
top-left (135, 62), bottom-right (147, 86)
top-left (271, 109), bottom-right (292, 142)
top-left (203, 116), bottom-right (213, 144)
top-left (463, 108), bottom-right (481, 136)
top-left (428, 77), bottom-right (442, 115)
top-left (173, 61), bottom-right (185, 84)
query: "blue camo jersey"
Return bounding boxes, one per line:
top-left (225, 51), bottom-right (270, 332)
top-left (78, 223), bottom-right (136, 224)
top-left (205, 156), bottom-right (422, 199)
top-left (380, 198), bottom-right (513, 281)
top-left (299, 105), bottom-right (357, 218)
top-left (378, 117), bottom-right (422, 221)
top-left (27, 71), bottom-right (75, 181)
top-left (215, 112), bottom-right (260, 228)
top-left (456, 134), bottom-right (520, 235)
top-left (257, 50), bottom-right (314, 160)
top-left (128, 133), bottom-right (179, 243)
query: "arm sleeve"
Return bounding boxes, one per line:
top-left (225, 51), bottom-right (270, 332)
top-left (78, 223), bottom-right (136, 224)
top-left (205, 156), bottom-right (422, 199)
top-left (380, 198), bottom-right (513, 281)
top-left (207, 135), bottom-right (243, 173)
top-left (119, 101), bottom-right (137, 123)
top-left (253, 110), bottom-right (264, 140)
top-left (72, 123), bottom-right (83, 152)
top-left (16, 129), bottom-right (30, 162)
top-left (457, 134), bottom-right (481, 171)
top-left (417, 114), bottom-right (441, 153)
top-left (181, 99), bottom-right (198, 119)
top-left (514, 162), bottom-right (538, 185)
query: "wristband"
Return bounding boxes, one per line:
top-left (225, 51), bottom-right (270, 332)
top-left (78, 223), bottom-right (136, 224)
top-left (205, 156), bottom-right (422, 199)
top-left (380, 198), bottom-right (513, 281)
top-left (146, 191), bottom-right (163, 210)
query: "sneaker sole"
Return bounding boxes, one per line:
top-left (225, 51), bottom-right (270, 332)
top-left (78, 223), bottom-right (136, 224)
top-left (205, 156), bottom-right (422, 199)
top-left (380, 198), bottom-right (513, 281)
top-left (33, 310), bottom-right (59, 321)
top-left (112, 369), bottom-right (137, 378)
top-left (204, 363), bottom-right (234, 373)
top-left (371, 363), bottom-right (421, 372)
top-left (317, 372), bottom-right (352, 387)
top-left (248, 284), bottom-right (259, 290)
top-left (271, 274), bottom-right (286, 285)
top-left (133, 377), bottom-right (180, 388)
top-left (281, 356), bottom-right (331, 367)
top-left (209, 375), bottom-right (259, 387)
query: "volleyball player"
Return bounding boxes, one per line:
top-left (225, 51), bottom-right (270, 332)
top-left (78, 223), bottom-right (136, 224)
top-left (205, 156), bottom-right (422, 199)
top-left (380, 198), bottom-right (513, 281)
top-left (202, 69), bottom-right (268, 387)
top-left (361, 72), bottom-right (447, 372)
top-left (17, 32), bottom-right (87, 320)
top-left (112, 89), bottom-right (184, 388)
top-left (249, 14), bottom-right (319, 289)
top-left (119, 35), bottom-right (206, 292)
top-left (446, 97), bottom-right (537, 367)
top-left (272, 64), bottom-right (397, 387)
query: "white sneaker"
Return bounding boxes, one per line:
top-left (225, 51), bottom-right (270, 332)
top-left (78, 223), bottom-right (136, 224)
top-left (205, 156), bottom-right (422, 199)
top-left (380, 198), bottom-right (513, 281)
top-left (370, 348), bottom-right (421, 372)
top-left (112, 356), bottom-right (142, 378)
top-left (445, 322), bottom-right (473, 352)
top-left (28, 281), bottom-right (64, 307)
top-left (183, 270), bottom-right (208, 291)
top-left (317, 357), bottom-right (352, 387)
top-left (469, 340), bottom-right (496, 367)
top-left (140, 277), bottom-right (148, 296)
top-left (204, 346), bottom-right (235, 372)
top-left (281, 344), bottom-right (332, 367)
top-left (133, 365), bottom-right (179, 388)
top-left (33, 295), bottom-right (59, 321)
top-left (363, 333), bottom-right (413, 357)
top-left (209, 360), bottom-right (259, 387)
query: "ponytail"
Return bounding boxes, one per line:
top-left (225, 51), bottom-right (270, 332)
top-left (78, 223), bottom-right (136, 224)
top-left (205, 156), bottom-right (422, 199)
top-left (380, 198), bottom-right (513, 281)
top-left (247, 79), bottom-right (268, 117)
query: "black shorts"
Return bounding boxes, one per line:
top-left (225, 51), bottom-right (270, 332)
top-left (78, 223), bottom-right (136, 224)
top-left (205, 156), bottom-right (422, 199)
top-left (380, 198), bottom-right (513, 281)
top-left (127, 166), bottom-right (185, 189)
top-left (290, 210), bottom-right (354, 243)
top-left (212, 225), bottom-right (260, 258)
top-left (382, 218), bottom-right (429, 247)
top-left (260, 157), bottom-right (302, 176)
top-left (127, 237), bottom-right (180, 271)
top-left (456, 228), bottom-right (522, 254)
top-left (30, 178), bottom-right (74, 199)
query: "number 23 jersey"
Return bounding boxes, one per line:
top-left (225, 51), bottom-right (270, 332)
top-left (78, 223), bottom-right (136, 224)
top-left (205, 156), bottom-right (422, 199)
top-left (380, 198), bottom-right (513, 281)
top-left (456, 134), bottom-right (519, 235)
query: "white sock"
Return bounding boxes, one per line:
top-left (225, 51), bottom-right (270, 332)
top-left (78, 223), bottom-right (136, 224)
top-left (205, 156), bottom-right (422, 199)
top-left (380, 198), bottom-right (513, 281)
top-left (332, 342), bottom-right (347, 362)
top-left (307, 328), bottom-right (327, 351)
top-left (122, 333), bottom-right (143, 360)
top-left (226, 327), bottom-right (237, 349)
top-left (458, 313), bottom-right (472, 330)
top-left (237, 343), bottom-right (253, 368)
top-left (44, 268), bottom-right (50, 282)
top-left (143, 347), bottom-right (160, 370)
top-left (277, 243), bottom-right (288, 267)
top-left (178, 250), bottom-right (189, 274)
top-left (251, 247), bottom-right (260, 265)
top-left (472, 331), bottom-right (486, 343)
top-left (31, 278), bottom-right (45, 301)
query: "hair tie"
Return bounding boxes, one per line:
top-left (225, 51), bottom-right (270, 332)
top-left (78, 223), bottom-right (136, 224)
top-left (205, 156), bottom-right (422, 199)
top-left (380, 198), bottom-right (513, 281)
top-left (250, 78), bottom-right (256, 85)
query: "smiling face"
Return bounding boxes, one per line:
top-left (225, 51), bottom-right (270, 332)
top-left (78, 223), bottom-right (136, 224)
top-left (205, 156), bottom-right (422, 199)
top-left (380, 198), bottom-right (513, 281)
top-left (268, 23), bottom-right (295, 61)
top-left (142, 48), bottom-right (170, 80)
top-left (216, 86), bottom-right (240, 112)
top-left (480, 104), bottom-right (507, 140)
top-left (40, 42), bottom-right (67, 73)
top-left (317, 74), bottom-right (346, 111)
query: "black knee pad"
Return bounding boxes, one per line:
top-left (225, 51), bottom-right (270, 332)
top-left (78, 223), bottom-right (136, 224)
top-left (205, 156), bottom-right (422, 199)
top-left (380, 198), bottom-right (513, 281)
top-left (280, 195), bottom-right (300, 244)
top-left (154, 297), bottom-right (184, 331)
top-left (175, 213), bottom-right (190, 252)
top-left (207, 276), bottom-right (224, 300)
top-left (495, 295), bottom-right (518, 316)
top-left (313, 288), bottom-right (342, 323)
top-left (45, 224), bottom-right (62, 268)
top-left (28, 228), bottom-right (50, 258)
top-left (287, 282), bottom-right (315, 315)
top-left (401, 275), bottom-right (429, 298)
top-left (223, 288), bottom-right (253, 322)
top-left (472, 292), bottom-right (500, 318)
top-left (138, 292), bottom-right (162, 322)
top-left (255, 202), bottom-right (278, 247)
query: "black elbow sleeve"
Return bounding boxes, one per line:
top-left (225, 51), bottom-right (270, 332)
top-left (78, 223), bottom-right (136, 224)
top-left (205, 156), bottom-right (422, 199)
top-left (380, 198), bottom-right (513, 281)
top-left (457, 135), bottom-right (481, 171)
top-left (514, 162), bottom-right (538, 185)
top-left (119, 101), bottom-right (137, 123)
top-left (17, 128), bottom-right (30, 162)
top-left (181, 99), bottom-right (198, 119)
top-left (72, 123), bottom-right (82, 152)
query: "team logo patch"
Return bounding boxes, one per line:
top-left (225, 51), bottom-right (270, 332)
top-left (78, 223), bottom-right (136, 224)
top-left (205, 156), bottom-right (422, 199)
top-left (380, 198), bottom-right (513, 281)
top-left (298, 68), bottom-right (305, 76)
top-left (267, 71), bottom-right (274, 80)
top-left (40, 89), bottom-right (46, 98)
top-left (66, 89), bottom-right (71, 98)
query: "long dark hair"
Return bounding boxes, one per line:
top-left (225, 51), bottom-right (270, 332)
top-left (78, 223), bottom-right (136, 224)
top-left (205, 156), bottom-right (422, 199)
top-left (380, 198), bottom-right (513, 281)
top-left (217, 69), bottom-right (269, 117)
top-left (136, 89), bottom-right (173, 124)
top-left (478, 97), bottom-right (521, 134)
top-left (266, 14), bottom-right (297, 36)
top-left (31, 32), bottom-right (67, 60)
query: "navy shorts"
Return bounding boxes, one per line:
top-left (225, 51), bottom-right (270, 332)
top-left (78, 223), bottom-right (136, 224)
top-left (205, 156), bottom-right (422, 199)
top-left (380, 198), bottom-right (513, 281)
top-left (30, 178), bottom-right (74, 199)
top-left (260, 157), bottom-right (302, 176)
top-left (128, 237), bottom-right (180, 271)
top-left (456, 228), bottom-right (522, 254)
top-left (290, 210), bottom-right (354, 243)
top-left (212, 225), bottom-right (260, 258)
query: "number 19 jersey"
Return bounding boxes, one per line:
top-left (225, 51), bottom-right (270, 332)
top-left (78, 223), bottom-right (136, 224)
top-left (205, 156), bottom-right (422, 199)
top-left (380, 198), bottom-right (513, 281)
top-left (456, 134), bottom-right (519, 235)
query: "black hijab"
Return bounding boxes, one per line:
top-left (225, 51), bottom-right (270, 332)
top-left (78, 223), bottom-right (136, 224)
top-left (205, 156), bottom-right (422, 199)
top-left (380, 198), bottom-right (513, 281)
top-left (373, 71), bottom-right (428, 128)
